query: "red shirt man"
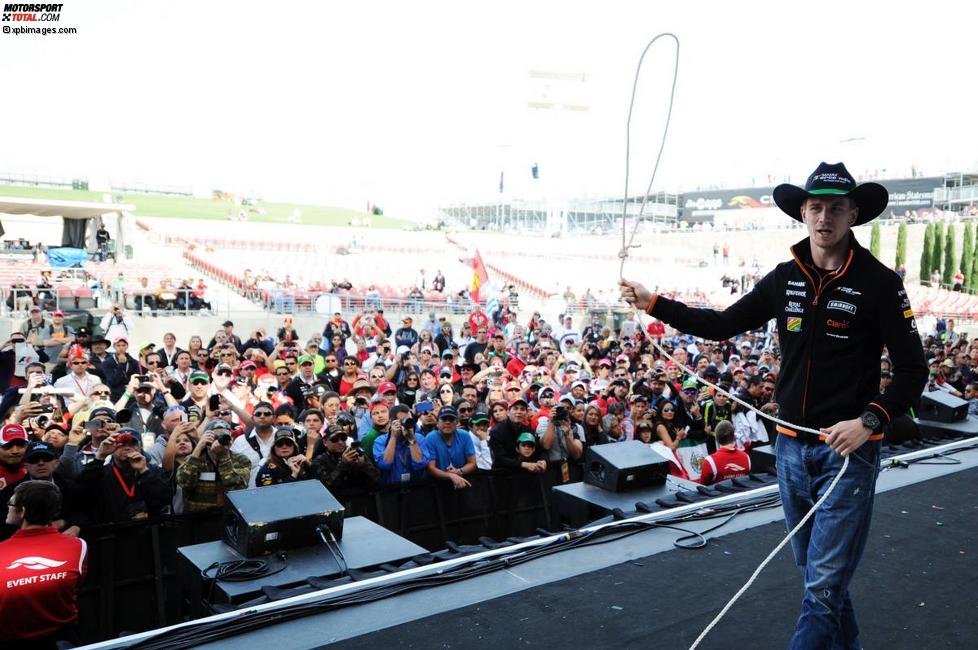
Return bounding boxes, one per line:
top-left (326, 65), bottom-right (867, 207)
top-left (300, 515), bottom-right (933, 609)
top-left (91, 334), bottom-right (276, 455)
top-left (468, 306), bottom-right (489, 335)
top-left (0, 481), bottom-right (87, 643)
top-left (697, 421), bottom-right (751, 485)
top-left (0, 423), bottom-right (29, 490)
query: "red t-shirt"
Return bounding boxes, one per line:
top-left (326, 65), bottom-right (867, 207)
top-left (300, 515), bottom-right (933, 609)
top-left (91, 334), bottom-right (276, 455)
top-left (698, 446), bottom-right (751, 485)
top-left (0, 463), bottom-right (28, 491)
top-left (0, 527), bottom-right (88, 640)
top-left (468, 311), bottom-right (489, 333)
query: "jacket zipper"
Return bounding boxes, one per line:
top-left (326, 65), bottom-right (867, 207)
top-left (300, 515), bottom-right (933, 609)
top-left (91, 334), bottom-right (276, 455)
top-left (793, 248), bottom-right (853, 420)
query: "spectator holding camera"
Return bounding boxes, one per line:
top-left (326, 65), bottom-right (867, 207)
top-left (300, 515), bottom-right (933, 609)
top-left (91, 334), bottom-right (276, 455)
top-left (537, 402), bottom-right (585, 480)
top-left (115, 373), bottom-right (179, 438)
top-left (373, 409), bottom-right (428, 484)
top-left (309, 424), bottom-right (380, 491)
top-left (176, 420), bottom-right (250, 510)
top-left (425, 405), bottom-right (476, 490)
top-left (58, 404), bottom-right (116, 479)
top-left (230, 400), bottom-right (276, 485)
top-left (78, 427), bottom-right (171, 523)
top-left (255, 427), bottom-right (309, 486)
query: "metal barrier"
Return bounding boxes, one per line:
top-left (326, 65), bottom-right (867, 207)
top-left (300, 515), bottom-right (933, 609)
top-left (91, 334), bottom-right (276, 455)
top-left (74, 468), bottom-right (574, 643)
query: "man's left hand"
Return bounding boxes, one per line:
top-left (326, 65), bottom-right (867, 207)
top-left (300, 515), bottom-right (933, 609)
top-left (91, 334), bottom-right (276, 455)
top-left (822, 418), bottom-right (872, 457)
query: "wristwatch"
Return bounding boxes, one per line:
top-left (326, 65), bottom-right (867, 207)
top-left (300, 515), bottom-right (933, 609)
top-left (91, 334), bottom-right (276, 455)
top-left (859, 411), bottom-right (881, 435)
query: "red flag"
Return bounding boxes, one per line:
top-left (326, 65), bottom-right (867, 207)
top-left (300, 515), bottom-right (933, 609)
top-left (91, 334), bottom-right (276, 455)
top-left (471, 250), bottom-right (489, 303)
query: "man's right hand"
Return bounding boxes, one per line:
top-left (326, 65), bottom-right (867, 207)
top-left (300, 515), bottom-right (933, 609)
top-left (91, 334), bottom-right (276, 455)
top-left (618, 279), bottom-right (654, 312)
top-left (95, 434), bottom-right (120, 460)
top-left (68, 424), bottom-right (87, 447)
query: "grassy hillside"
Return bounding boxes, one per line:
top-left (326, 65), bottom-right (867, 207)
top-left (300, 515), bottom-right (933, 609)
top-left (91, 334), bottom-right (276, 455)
top-left (0, 183), bottom-right (410, 229)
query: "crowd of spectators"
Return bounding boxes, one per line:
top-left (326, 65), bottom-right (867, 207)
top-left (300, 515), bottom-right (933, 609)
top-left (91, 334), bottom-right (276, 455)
top-left (0, 299), bottom-right (962, 539)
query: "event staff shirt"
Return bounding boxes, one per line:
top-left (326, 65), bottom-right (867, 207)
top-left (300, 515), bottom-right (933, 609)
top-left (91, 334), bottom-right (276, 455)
top-left (0, 526), bottom-right (87, 640)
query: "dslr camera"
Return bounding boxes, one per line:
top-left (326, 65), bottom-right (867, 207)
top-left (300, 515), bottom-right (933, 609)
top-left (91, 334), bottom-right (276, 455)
top-left (551, 405), bottom-right (570, 423)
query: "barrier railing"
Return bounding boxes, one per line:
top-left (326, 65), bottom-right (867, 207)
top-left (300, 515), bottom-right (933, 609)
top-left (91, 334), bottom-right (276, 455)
top-left (73, 467), bottom-right (576, 643)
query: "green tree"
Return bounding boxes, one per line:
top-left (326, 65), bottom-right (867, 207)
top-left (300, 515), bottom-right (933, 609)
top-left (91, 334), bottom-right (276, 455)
top-left (961, 222), bottom-right (974, 288)
top-left (970, 237), bottom-right (978, 292)
top-left (932, 221), bottom-right (944, 278)
top-left (943, 224), bottom-right (956, 287)
top-left (869, 221), bottom-right (881, 260)
top-left (895, 221), bottom-right (907, 270)
top-left (920, 223), bottom-right (933, 284)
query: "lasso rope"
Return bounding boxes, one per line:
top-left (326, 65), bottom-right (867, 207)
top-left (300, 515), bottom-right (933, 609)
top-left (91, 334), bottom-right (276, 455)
top-left (614, 33), bottom-right (850, 650)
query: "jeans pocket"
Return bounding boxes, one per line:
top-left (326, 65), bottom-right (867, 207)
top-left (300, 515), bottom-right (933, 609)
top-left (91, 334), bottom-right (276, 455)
top-left (849, 439), bottom-right (881, 470)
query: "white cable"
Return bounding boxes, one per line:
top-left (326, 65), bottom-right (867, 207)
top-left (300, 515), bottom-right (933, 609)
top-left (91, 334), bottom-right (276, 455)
top-left (614, 33), bottom-right (850, 649)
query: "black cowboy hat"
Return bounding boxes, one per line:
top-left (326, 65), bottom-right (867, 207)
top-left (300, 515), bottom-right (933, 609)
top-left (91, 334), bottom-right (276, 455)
top-left (773, 162), bottom-right (888, 226)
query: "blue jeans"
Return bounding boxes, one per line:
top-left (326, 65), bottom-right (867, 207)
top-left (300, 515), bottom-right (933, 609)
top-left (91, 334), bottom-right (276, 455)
top-left (775, 434), bottom-right (882, 650)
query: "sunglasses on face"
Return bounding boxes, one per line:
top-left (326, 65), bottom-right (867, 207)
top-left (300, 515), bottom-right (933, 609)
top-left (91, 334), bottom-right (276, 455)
top-left (145, 360), bottom-right (160, 366)
top-left (91, 390), bottom-right (110, 397)
top-left (191, 379), bottom-right (209, 386)
top-left (662, 408), bottom-right (674, 413)
top-left (71, 361), bottom-right (87, 366)
top-left (216, 371), bottom-right (232, 377)
top-left (253, 411), bottom-right (273, 417)
top-left (274, 439), bottom-right (295, 448)
top-left (328, 434), bottom-right (348, 443)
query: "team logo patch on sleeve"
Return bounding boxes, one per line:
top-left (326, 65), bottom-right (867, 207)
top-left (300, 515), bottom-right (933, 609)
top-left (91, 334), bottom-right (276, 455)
top-left (786, 317), bottom-right (802, 332)
top-left (903, 308), bottom-right (914, 319)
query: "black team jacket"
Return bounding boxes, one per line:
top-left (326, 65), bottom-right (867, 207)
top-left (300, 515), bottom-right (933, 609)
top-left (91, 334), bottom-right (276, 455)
top-left (645, 236), bottom-right (927, 437)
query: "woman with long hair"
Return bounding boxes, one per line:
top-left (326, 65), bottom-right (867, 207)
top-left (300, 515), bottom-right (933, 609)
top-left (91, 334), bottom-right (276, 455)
top-left (435, 382), bottom-right (456, 408)
top-left (582, 404), bottom-right (604, 447)
top-left (654, 402), bottom-right (687, 451)
top-left (398, 372), bottom-right (421, 407)
top-left (489, 400), bottom-right (509, 427)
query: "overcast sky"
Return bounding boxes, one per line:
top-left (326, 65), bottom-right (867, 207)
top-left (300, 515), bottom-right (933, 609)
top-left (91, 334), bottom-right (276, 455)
top-left (2, 0), bottom-right (976, 217)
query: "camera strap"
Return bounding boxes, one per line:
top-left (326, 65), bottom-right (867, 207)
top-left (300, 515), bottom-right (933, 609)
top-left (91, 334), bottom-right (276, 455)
top-left (112, 463), bottom-right (136, 498)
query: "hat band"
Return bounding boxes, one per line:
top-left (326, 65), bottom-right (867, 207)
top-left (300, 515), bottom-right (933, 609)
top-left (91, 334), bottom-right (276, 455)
top-left (808, 188), bottom-right (850, 196)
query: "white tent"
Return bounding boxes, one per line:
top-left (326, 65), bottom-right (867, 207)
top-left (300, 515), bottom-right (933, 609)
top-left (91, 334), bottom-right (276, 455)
top-left (0, 195), bottom-right (135, 252)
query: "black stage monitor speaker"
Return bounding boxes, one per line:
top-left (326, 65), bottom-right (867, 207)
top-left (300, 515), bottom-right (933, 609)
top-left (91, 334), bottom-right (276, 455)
top-left (584, 440), bottom-right (670, 492)
top-left (919, 391), bottom-right (968, 423)
top-left (223, 481), bottom-right (344, 558)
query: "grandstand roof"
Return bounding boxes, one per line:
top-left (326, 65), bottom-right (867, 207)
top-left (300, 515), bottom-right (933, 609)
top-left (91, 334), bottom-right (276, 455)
top-left (0, 195), bottom-right (135, 219)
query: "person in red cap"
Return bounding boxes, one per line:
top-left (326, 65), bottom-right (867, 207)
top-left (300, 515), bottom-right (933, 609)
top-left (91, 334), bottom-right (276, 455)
top-left (489, 397), bottom-right (539, 472)
top-left (0, 480), bottom-right (87, 646)
top-left (53, 350), bottom-right (100, 398)
top-left (0, 423), bottom-right (29, 490)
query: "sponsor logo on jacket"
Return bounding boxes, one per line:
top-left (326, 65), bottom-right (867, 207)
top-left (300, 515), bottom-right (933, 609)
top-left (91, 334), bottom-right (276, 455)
top-left (827, 300), bottom-right (857, 315)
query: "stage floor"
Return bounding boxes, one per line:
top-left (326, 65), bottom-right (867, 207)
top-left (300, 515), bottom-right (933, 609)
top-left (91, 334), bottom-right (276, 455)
top-left (335, 466), bottom-right (978, 650)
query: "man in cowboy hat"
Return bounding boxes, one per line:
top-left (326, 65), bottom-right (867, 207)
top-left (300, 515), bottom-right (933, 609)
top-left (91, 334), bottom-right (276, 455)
top-left (620, 162), bottom-right (926, 648)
